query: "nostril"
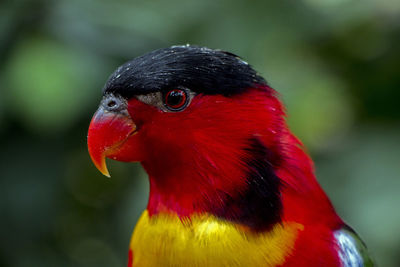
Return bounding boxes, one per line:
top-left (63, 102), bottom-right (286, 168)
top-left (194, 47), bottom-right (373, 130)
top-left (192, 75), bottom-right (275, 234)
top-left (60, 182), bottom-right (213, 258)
top-left (103, 94), bottom-right (127, 112)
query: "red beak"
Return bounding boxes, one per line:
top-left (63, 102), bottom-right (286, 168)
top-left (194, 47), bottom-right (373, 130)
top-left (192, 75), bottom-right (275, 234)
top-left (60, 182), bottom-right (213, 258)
top-left (87, 106), bottom-right (136, 177)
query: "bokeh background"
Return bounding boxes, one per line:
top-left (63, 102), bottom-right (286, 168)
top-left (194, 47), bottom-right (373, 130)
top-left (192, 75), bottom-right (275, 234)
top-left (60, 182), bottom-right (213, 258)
top-left (1, 0), bottom-right (399, 266)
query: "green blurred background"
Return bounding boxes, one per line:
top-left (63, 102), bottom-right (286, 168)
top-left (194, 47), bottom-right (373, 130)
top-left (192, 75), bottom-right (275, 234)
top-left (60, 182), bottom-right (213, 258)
top-left (1, 0), bottom-right (399, 266)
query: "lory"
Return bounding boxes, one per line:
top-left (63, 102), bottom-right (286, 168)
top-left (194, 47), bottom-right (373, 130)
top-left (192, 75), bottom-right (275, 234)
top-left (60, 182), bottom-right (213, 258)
top-left (87, 45), bottom-right (373, 266)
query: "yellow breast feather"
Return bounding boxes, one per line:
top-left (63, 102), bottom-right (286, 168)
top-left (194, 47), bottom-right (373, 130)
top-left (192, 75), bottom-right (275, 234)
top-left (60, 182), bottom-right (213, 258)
top-left (130, 210), bottom-right (303, 267)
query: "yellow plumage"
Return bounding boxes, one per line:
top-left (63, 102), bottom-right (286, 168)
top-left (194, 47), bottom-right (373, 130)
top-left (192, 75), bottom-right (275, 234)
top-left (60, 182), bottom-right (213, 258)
top-left (130, 210), bottom-right (303, 267)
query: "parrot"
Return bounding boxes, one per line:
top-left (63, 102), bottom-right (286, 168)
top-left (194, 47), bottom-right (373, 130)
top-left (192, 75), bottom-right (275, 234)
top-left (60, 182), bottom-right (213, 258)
top-left (87, 45), bottom-right (374, 266)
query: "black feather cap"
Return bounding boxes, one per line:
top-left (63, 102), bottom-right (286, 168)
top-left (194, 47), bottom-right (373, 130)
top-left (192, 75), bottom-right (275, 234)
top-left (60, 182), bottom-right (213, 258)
top-left (103, 45), bottom-right (267, 98)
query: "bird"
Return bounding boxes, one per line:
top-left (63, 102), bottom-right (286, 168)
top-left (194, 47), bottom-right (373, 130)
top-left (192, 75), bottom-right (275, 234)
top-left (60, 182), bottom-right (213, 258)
top-left (87, 45), bottom-right (374, 267)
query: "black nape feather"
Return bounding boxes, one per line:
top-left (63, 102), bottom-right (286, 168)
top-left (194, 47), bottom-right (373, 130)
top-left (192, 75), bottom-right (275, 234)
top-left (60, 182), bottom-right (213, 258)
top-left (103, 45), bottom-right (267, 98)
top-left (211, 138), bottom-right (282, 232)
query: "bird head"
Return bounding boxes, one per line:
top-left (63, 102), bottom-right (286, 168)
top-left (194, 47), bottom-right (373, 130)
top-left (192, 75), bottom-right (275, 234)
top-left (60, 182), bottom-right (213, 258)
top-left (88, 45), bottom-right (283, 175)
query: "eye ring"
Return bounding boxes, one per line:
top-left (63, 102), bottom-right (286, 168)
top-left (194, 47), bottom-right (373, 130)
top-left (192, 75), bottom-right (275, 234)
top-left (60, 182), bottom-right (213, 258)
top-left (163, 89), bottom-right (189, 111)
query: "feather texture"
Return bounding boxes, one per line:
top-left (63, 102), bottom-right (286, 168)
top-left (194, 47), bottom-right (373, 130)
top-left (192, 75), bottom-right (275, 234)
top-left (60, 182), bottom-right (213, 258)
top-left (130, 210), bottom-right (303, 267)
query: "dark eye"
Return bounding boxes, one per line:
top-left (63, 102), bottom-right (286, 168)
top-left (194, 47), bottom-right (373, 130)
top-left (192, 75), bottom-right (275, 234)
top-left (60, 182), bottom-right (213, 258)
top-left (163, 89), bottom-right (189, 111)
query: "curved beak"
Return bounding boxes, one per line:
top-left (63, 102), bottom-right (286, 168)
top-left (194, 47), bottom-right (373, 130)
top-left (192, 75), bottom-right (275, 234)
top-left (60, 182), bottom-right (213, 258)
top-left (87, 106), bottom-right (136, 177)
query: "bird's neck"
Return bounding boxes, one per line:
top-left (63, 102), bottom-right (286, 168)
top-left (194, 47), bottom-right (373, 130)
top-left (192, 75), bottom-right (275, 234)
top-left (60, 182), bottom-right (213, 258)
top-left (142, 146), bottom-right (257, 222)
top-left (141, 93), bottom-right (341, 229)
top-left (141, 131), bottom-right (340, 231)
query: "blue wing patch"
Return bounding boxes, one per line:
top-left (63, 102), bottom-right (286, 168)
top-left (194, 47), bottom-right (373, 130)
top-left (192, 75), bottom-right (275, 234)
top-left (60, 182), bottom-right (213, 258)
top-left (334, 226), bottom-right (374, 267)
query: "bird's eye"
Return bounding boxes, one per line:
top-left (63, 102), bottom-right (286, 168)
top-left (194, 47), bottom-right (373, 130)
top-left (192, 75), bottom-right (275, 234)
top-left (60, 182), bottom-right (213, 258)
top-left (163, 89), bottom-right (189, 111)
